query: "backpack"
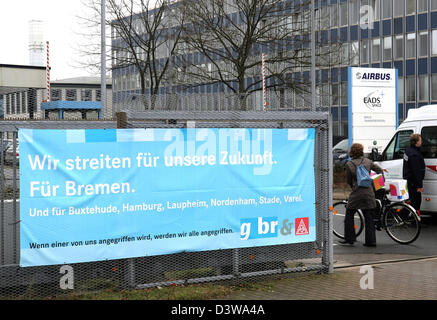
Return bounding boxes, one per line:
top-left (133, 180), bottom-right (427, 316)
top-left (351, 159), bottom-right (372, 188)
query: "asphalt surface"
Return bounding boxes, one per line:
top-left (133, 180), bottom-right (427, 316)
top-left (222, 194), bottom-right (437, 300)
top-left (224, 257), bottom-right (437, 300)
top-left (333, 213), bottom-right (437, 266)
top-left (223, 207), bottom-right (437, 301)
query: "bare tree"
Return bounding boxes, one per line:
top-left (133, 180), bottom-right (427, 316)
top-left (173, 0), bottom-right (341, 110)
top-left (110, 0), bottom-right (188, 110)
top-left (173, 0), bottom-right (348, 110)
top-left (76, 0), bottom-right (350, 111)
top-left (75, 0), bottom-right (112, 77)
top-left (77, 0), bottom-right (186, 110)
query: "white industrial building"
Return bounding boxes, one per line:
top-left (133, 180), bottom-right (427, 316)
top-left (0, 66), bottom-right (112, 120)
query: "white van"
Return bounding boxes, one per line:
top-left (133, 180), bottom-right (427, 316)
top-left (374, 105), bottom-right (437, 213)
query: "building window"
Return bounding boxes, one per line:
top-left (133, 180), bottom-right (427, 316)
top-left (6, 95), bottom-right (10, 114)
top-left (21, 92), bottom-right (26, 113)
top-left (16, 93), bottom-right (21, 114)
top-left (122, 74), bottom-right (127, 91)
top-left (398, 77), bottom-right (404, 102)
top-left (418, 31), bottom-right (428, 57)
top-left (406, 33), bottom-right (416, 58)
top-left (66, 89), bottom-right (77, 101)
top-left (340, 82), bottom-right (348, 105)
top-left (432, 0), bottom-right (437, 10)
top-left (340, 2), bottom-right (348, 26)
top-left (406, 0), bottom-right (416, 14)
top-left (418, 75), bottom-right (429, 101)
top-left (331, 83), bottom-right (339, 105)
top-left (314, 9), bottom-right (320, 31)
top-left (406, 76), bottom-right (415, 102)
top-left (331, 4), bottom-right (338, 28)
top-left (11, 94), bottom-right (15, 114)
top-left (361, 39), bottom-right (370, 64)
top-left (418, 0), bottom-right (428, 12)
top-left (432, 30), bottom-right (437, 55)
top-left (383, 36), bottom-right (392, 60)
top-left (394, 0), bottom-right (404, 17)
top-left (321, 6), bottom-right (330, 29)
top-left (96, 90), bottom-right (101, 101)
top-left (51, 89), bottom-right (62, 101)
top-left (371, 0), bottom-right (381, 20)
top-left (340, 43), bottom-right (349, 65)
top-left (372, 38), bottom-right (381, 62)
top-left (394, 35), bottom-right (404, 60)
top-left (81, 89), bottom-right (92, 101)
top-left (432, 75), bottom-right (437, 100)
top-left (350, 0), bottom-right (359, 24)
top-left (382, 0), bottom-right (393, 18)
top-left (321, 84), bottom-right (330, 106)
top-left (351, 41), bottom-right (359, 64)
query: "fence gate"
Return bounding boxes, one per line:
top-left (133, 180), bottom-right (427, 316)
top-left (0, 111), bottom-right (333, 299)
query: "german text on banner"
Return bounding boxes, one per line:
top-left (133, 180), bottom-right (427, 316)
top-left (19, 128), bottom-right (316, 267)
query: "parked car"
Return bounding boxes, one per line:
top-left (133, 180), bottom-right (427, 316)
top-left (333, 138), bottom-right (349, 166)
top-left (0, 140), bottom-right (12, 161)
top-left (5, 141), bottom-right (19, 165)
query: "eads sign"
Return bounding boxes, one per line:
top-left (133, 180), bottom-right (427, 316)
top-left (348, 67), bottom-right (398, 153)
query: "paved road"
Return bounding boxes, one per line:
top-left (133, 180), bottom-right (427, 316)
top-left (333, 213), bottom-right (437, 266)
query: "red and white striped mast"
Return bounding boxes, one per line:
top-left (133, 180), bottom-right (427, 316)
top-left (46, 41), bottom-right (50, 102)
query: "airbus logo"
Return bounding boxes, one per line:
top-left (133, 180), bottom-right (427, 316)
top-left (356, 72), bottom-right (391, 81)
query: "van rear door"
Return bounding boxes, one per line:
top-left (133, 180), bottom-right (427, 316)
top-left (420, 125), bottom-right (437, 212)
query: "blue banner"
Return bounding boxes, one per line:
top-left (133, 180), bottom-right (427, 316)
top-left (19, 128), bottom-right (316, 267)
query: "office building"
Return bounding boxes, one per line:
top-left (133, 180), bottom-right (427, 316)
top-left (111, 0), bottom-right (437, 140)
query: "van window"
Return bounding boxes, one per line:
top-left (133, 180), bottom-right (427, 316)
top-left (421, 126), bottom-right (437, 158)
top-left (382, 130), bottom-right (413, 160)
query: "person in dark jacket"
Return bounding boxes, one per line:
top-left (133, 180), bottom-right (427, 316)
top-left (403, 134), bottom-right (426, 212)
top-left (338, 143), bottom-right (384, 247)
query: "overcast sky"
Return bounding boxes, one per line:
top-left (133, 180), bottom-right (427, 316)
top-left (0, 0), bottom-right (100, 80)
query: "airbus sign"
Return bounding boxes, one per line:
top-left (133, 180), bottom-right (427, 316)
top-left (348, 67), bottom-right (398, 153)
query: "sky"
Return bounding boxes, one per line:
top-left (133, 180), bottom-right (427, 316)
top-left (0, 0), bottom-right (101, 80)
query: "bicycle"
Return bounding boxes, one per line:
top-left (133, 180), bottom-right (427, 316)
top-left (331, 188), bottom-right (421, 245)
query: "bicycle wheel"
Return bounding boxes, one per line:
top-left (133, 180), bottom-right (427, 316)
top-left (383, 202), bottom-right (421, 244)
top-left (332, 201), bottom-right (364, 239)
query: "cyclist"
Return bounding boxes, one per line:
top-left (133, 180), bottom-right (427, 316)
top-left (338, 143), bottom-right (384, 247)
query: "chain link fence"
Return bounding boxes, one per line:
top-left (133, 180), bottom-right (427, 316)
top-left (0, 86), bottom-right (333, 299)
top-left (113, 88), bottom-right (330, 113)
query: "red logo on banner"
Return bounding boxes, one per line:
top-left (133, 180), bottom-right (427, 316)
top-left (295, 218), bottom-right (310, 235)
top-left (426, 165), bottom-right (437, 173)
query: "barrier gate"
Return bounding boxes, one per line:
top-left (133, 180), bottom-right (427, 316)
top-left (0, 111), bottom-right (333, 299)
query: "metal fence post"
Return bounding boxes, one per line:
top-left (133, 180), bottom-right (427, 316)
top-left (233, 249), bottom-right (240, 277)
top-left (0, 132), bottom-right (3, 266)
top-left (125, 258), bottom-right (136, 288)
top-left (326, 115), bottom-right (334, 273)
top-left (116, 112), bottom-right (127, 129)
